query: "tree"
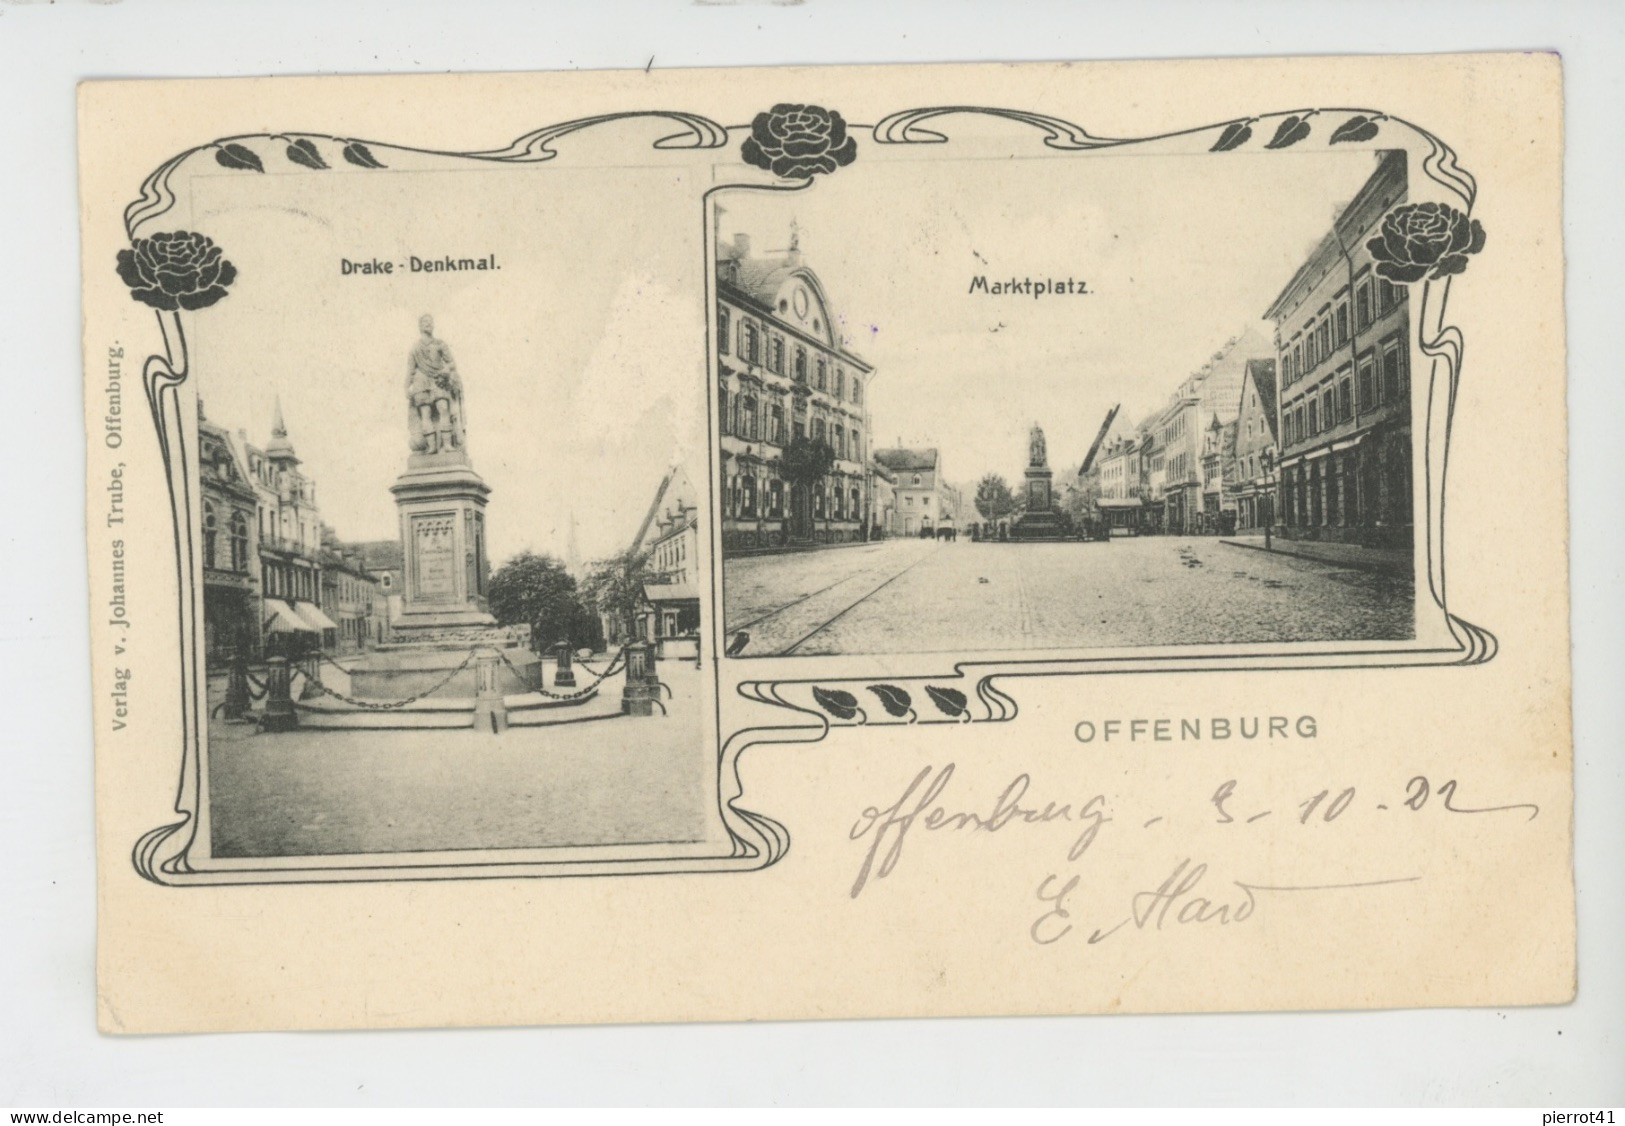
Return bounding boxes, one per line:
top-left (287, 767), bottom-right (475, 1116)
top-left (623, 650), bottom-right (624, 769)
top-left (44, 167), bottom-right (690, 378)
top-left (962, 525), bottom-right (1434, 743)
top-left (487, 550), bottom-right (600, 652)
top-left (974, 473), bottom-right (1018, 523)
top-left (778, 436), bottom-right (835, 536)
top-left (579, 548), bottom-right (655, 646)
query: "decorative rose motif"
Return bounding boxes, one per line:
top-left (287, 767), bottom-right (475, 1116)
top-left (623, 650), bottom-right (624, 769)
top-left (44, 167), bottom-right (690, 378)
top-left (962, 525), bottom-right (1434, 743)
top-left (1366, 202), bottom-right (1486, 284)
top-left (741, 103), bottom-right (858, 179)
top-left (116, 230), bottom-right (237, 311)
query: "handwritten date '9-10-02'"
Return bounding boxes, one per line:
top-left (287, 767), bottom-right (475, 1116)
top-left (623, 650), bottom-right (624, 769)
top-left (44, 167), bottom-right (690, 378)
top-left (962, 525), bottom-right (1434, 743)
top-left (844, 763), bottom-right (1540, 946)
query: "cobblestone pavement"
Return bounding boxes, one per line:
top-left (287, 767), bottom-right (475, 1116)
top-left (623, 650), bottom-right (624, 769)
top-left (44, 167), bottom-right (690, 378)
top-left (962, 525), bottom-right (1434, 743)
top-left (205, 663), bottom-right (717, 858)
top-left (723, 536), bottom-right (1415, 656)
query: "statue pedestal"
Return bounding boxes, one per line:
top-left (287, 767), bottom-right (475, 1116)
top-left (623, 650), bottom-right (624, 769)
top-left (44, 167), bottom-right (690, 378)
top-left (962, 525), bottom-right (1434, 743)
top-left (389, 448), bottom-right (496, 633)
top-left (1012, 464), bottom-right (1064, 541)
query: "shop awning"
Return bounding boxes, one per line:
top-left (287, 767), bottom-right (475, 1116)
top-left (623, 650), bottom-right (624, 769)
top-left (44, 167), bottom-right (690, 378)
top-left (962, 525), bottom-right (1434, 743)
top-left (644, 581), bottom-right (700, 605)
top-left (292, 601), bottom-right (339, 631)
top-left (262, 598), bottom-right (317, 634)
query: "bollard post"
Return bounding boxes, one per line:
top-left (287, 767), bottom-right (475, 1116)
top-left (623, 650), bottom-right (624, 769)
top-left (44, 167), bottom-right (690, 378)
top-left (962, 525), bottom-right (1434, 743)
top-left (553, 639), bottom-right (576, 688)
top-left (223, 647), bottom-right (252, 723)
top-left (622, 641), bottom-right (655, 717)
top-left (472, 649), bottom-right (507, 733)
top-left (260, 655), bottom-right (299, 732)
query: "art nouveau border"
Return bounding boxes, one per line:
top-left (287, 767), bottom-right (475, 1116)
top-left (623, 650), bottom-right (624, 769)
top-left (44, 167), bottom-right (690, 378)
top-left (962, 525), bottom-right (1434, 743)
top-left (113, 100), bottom-right (1495, 886)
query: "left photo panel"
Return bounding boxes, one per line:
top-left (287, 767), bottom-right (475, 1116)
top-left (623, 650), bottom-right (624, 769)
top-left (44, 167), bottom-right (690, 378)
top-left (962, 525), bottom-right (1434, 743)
top-left (92, 114), bottom-right (780, 881)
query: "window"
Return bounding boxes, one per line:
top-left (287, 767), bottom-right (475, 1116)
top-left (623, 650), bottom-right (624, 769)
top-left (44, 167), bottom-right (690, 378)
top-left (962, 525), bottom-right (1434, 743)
top-left (769, 479), bottom-right (784, 518)
top-left (1293, 343), bottom-right (1303, 383)
top-left (1356, 282), bottom-right (1373, 329)
top-left (741, 322), bottom-right (761, 365)
top-left (770, 336), bottom-right (784, 374)
top-left (718, 386), bottom-right (729, 433)
top-left (1379, 278), bottom-right (1396, 312)
top-left (834, 369), bottom-right (845, 400)
top-left (1318, 321), bottom-right (1332, 360)
top-left (851, 487), bottom-right (861, 521)
top-left (851, 377), bottom-right (862, 405)
top-left (833, 488), bottom-right (844, 519)
top-left (1307, 400), bottom-right (1318, 436)
top-left (1382, 341), bottom-right (1404, 402)
top-left (770, 405), bottom-right (785, 445)
top-left (793, 420), bottom-right (805, 442)
top-left (850, 428), bottom-right (861, 463)
top-left (1322, 387), bottom-right (1335, 429)
top-left (741, 396), bottom-right (757, 440)
top-left (815, 358), bottom-right (827, 391)
top-left (718, 308), bottom-right (730, 355)
top-left (1358, 355), bottom-right (1376, 408)
top-left (912, 474), bottom-right (922, 487)
top-left (814, 488), bottom-right (825, 518)
top-left (812, 418), bottom-right (826, 443)
top-left (1336, 303), bottom-right (1349, 346)
top-left (793, 347), bottom-right (807, 382)
top-left (230, 510), bottom-right (249, 571)
top-left (203, 502), bottom-right (218, 568)
top-left (741, 475), bottom-right (757, 518)
top-left (1337, 377), bottom-right (1353, 424)
top-left (835, 428), bottom-right (846, 459)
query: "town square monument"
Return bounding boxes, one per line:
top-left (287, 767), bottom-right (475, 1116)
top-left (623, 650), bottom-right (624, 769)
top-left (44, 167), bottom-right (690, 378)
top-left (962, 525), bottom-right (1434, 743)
top-left (389, 314), bottom-right (496, 631)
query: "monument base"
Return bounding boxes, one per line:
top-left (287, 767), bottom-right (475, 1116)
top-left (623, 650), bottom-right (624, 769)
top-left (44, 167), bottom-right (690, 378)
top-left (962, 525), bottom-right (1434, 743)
top-left (391, 449), bottom-right (495, 629)
top-left (1010, 510), bottom-right (1068, 541)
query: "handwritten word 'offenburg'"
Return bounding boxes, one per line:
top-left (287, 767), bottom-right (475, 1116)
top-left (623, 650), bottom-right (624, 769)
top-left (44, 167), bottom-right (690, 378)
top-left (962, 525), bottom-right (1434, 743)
top-left (848, 763), bottom-right (1108, 899)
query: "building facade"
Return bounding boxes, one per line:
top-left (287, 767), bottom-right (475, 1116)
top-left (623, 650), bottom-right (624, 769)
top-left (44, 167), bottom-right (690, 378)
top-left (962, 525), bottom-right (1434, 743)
top-left (873, 447), bottom-right (957, 537)
top-left (630, 465), bottom-right (702, 651)
top-left (868, 457), bottom-right (896, 538)
top-left (716, 230), bottom-right (875, 550)
top-left (1094, 433), bottom-right (1147, 533)
top-left (198, 406), bottom-right (263, 668)
top-left (1228, 358), bottom-right (1280, 532)
top-left (1265, 149), bottom-right (1413, 547)
top-left (199, 402), bottom-right (394, 664)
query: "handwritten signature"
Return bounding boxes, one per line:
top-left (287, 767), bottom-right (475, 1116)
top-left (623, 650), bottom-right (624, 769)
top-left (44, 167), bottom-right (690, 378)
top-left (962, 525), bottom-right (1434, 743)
top-left (1029, 858), bottom-right (1420, 945)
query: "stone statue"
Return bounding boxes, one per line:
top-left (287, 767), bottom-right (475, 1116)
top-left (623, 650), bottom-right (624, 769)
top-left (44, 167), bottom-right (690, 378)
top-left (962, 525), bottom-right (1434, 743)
top-left (405, 314), bottom-right (465, 455)
top-left (1029, 422), bottom-right (1047, 468)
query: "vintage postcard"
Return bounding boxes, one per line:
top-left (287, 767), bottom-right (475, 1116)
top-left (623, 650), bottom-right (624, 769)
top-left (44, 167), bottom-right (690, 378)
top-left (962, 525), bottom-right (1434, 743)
top-left (81, 54), bottom-right (1573, 1033)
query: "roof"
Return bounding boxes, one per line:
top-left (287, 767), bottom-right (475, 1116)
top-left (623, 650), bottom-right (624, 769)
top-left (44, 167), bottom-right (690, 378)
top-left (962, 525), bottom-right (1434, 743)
top-left (1264, 150), bottom-right (1407, 322)
top-left (1243, 358), bottom-right (1279, 441)
top-left (644, 581), bottom-right (700, 605)
top-left (716, 236), bottom-right (872, 370)
top-left (873, 447), bottom-right (938, 474)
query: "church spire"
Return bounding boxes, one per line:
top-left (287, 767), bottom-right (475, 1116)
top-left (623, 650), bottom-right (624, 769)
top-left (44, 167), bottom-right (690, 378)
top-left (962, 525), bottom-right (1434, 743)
top-left (266, 394), bottom-right (298, 462)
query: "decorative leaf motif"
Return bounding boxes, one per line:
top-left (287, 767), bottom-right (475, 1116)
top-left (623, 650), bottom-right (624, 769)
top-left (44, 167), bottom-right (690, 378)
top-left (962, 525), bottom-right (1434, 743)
top-left (286, 138), bottom-right (328, 170)
top-left (923, 685), bottom-right (968, 718)
top-left (1264, 115), bottom-right (1312, 149)
top-left (1209, 121), bottom-right (1253, 152)
top-left (1329, 114), bottom-right (1381, 145)
top-left (867, 684), bottom-right (912, 718)
top-left (812, 686), bottom-right (860, 721)
top-left (342, 141), bottom-right (387, 169)
top-left (214, 143), bottom-right (264, 173)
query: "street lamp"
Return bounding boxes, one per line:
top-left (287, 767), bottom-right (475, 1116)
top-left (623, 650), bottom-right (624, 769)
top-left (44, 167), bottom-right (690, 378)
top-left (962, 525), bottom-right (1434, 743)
top-left (1261, 448), bottom-right (1276, 552)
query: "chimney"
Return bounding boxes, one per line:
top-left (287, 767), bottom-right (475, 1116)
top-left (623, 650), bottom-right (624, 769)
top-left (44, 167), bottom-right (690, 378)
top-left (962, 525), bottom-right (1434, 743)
top-left (733, 233), bottom-right (751, 258)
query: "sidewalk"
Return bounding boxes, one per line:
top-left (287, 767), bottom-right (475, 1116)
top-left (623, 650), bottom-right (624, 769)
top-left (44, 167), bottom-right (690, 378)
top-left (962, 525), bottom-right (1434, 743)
top-left (1219, 534), bottom-right (1412, 576)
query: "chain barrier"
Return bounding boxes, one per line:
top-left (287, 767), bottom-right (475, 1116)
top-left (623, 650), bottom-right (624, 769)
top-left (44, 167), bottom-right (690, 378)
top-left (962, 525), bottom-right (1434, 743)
top-left (301, 651), bottom-right (477, 711)
top-left (498, 645), bottom-right (629, 701)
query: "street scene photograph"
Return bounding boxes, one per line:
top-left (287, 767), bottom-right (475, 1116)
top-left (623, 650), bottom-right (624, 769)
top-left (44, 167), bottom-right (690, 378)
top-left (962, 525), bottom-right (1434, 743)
top-left (186, 162), bottom-right (721, 859)
top-left (716, 147), bottom-right (1418, 657)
